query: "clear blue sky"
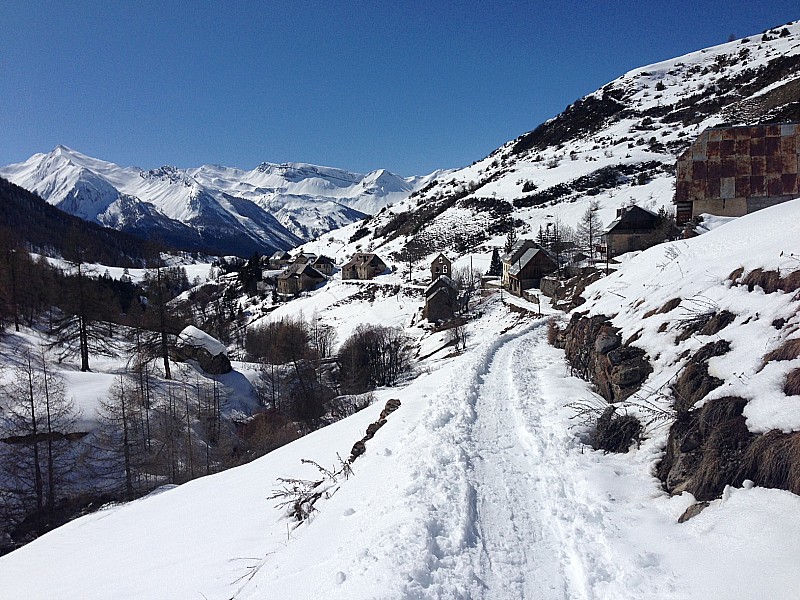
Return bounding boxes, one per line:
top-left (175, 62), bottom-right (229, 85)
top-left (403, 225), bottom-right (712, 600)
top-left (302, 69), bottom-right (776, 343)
top-left (2, 1), bottom-right (797, 176)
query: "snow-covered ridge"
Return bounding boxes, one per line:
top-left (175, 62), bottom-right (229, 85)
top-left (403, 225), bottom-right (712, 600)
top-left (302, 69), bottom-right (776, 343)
top-left (0, 146), bottom-right (440, 254)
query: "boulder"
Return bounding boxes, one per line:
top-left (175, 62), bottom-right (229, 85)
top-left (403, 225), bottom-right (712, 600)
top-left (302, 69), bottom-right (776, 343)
top-left (175, 326), bottom-right (232, 375)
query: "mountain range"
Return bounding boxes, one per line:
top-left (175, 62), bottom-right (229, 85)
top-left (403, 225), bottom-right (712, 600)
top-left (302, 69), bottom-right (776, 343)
top-left (0, 147), bottom-right (440, 257)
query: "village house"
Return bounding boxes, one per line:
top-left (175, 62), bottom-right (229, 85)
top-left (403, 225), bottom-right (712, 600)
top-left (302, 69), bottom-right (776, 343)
top-left (430, 253), bottom-right (452, 281)
top-left (268, 250), bottom-right (292, 269)
top-left (501, 239), bottom-right (558, 296)
top-left (604, 205), bottom-right (665, 258)
top-left (341, 253), bottom-right (387, 280)
top-left (276, 263), bottom-right (326, 296)
top-left (423, 275), bottom-right (459, 323)
top-left (290, 252), bottom-right (317, 266)
top-left (674, 122), bottom-right (800, 225)
top-left (311, 255), bottom-right (335, 275)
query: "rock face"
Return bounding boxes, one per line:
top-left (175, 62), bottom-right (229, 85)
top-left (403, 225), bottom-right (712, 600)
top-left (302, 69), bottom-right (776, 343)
top-left (174, 326), bottom-right (232, 375)
top-left (558, 313), bottom-right (653, 403)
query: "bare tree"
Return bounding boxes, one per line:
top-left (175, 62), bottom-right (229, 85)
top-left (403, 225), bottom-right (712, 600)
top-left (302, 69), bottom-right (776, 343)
top-left (0, 350), bottom-right (79, 517)
top-left (576, 200), bottom-right (604, 261)
top-left (95, 375), bottom-right (149, 501)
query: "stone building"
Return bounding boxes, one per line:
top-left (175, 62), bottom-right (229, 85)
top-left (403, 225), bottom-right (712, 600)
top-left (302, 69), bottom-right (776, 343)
top-left (276, 263), bottom-right (326, 296)
top-left (675, 123), bottom-right (800, 224)
top-left (604, 205), bottom-right (663, 257)
top-left (423, 275), bottom-right (459, 323)
top-left (430, 253), bottom-right (452, 281)
top-left (341, 253), bottom-right (387, 280)
top-left (501, 239), bottom-right (558, 296)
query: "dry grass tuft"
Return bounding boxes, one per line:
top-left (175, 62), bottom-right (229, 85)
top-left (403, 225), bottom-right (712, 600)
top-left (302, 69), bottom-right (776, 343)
top-left (727, 266), bottom-right (745, 282)
top-left (763, 338), bottom-right (800, 363)
top-left (785, 369), bottom-right (800, 397)
top-left (734, 267), bottom-right (800, 294)
top-left (737, 430), bottom-right (800, 495)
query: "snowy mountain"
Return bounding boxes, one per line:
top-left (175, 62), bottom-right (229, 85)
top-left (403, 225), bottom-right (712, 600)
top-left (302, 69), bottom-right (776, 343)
top-left (0, 147), bottom-right (439, 256)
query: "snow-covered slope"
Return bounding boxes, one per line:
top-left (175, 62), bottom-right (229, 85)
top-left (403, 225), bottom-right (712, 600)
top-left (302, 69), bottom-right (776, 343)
top-left (0, 147), bottom-right (439, 255)
top-left (296, 21), bottom-right (800, 272)
top-left (3, 287), bottom-right (800, 599)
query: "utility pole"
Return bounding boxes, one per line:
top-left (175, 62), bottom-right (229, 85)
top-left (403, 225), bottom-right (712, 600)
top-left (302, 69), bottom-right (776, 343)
top-left (9, 248), bottom-right (19, 332)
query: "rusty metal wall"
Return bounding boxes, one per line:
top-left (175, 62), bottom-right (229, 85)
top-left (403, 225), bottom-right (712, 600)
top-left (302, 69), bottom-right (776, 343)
top-left (675, 123), bottom-right (800, 222)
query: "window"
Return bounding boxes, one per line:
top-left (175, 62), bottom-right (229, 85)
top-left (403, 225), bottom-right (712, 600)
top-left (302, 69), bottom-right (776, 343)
top-left (443, 265), bottom-right (448, 273)
top-left (439, 257), bottom-right (444, 263)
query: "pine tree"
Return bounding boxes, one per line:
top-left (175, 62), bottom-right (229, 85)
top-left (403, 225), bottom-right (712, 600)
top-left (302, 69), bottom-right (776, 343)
top-left (487, 248), bottom-right (502, 276)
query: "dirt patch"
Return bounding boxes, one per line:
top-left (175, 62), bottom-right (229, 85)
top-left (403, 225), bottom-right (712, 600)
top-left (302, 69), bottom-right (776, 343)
top-left (644, 297), bottom-right (682, 318)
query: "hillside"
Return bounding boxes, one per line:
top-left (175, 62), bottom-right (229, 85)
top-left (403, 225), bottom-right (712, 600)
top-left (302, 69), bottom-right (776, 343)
top-left (1, 201), bottom-right (800, 598)
top-left (1, 20), bottom-right (800, 600)
top-left (0, 147), bottom-right (440, 257)
top-left (296, 21), bottom-right (800, 271)
top-left (0, 176), bottom-right (161, 267)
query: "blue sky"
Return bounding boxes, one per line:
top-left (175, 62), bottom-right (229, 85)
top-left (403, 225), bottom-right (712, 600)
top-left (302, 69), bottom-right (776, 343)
top-left (2, 1), bottom-right (797, 176)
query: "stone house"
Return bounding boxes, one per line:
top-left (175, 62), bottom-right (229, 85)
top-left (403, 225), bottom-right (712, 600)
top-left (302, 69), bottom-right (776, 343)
top-left (423, 275), bottom-right (459, 322)
top-left (290, 252), bottom-right (317, 266)
top-left (674, 122), bottom-right (800, 225)
top-left (430, 253), bottom-right (452, 281)
top-left (501, 239), bottom-right (557, 296)
top-left (311, 255), bottom-right (335, 275)
top-left (341, 253), bottom-right (387, 280)
top-left (276, 263), bottom-right (326, 296)
top-left (268, 250), bottom-right (292, 269)
top-left (604, 205), bottom-right (662, 258)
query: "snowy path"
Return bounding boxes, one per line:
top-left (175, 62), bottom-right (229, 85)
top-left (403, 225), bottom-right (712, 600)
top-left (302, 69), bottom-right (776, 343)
top-left (471, 331), bottom-right (587, 599)
top-left (392, 323), bottom-right (677, 600)
top-left (464, 327), bottom-right (629, 599)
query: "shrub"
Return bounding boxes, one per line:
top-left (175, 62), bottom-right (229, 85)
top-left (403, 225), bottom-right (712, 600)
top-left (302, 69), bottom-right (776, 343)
top-left (338, 324), bottom-right (410, 394)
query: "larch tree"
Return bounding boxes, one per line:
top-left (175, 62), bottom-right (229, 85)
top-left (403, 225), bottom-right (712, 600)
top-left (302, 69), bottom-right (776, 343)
top-left (576, 200), bottom-right (604, 261)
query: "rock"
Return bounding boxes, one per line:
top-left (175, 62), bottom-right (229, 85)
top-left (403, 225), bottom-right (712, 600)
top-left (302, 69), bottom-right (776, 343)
top-left (380, 398), bottom-right (401, 419)
top-left (678, 501), bottom-right (710, 523)
top-left (349, 440), bottom-right (366, 462)
top-left (174, 326), bottom-right (232, 374)
top-left (594, 330), bottom-right (621, 354)
top-left (612, 360), bottom-right (651, 388)
top-left (364, 419), bottom-right (386, 440)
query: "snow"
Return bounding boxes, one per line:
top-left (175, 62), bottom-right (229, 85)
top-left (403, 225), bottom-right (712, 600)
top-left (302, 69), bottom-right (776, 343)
top-left (3, 297), bottom-right (800, 599)
top-left (0, 146), bottom-right (440, 244)
top-left (177, 325), bottom-right (227, 357)
top-left (3, 21), bottom-right (800, 600)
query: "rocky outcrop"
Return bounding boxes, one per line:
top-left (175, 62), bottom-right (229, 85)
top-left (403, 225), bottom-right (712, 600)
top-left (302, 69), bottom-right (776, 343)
top-left (558, 313), bottom-right (652, 403)
top-left (174, 326), bottom-right (232, 375)
top-left (348, 399), bottom-right (401, 463)
top-left (657, 396), bottom-right (752, 501)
